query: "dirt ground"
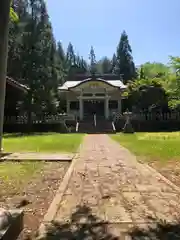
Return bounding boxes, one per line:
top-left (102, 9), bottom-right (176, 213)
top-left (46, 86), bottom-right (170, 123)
top-left (150, 160), bottom-right (180, 189)
top-left (0, 161), bottom-right (70, 240)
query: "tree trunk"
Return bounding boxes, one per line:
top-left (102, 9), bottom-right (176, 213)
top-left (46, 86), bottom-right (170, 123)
top-left (0, 0), bottom-right (11, 151)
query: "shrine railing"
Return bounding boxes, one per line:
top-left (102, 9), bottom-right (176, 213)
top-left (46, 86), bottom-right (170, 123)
top-left (4, 113), bottom-right (76, 124)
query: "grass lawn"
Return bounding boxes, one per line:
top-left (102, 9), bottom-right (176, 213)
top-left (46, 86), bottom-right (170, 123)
top-left (0, 161), bottom-right (43, 196)
top-left (111, 132), bottom-right (180, 162)
top-left (3, 133), bottom-right (84, 153)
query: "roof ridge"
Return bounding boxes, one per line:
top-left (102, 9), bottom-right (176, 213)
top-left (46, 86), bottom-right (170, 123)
top-left (6, 77), bottom-right (29, 91)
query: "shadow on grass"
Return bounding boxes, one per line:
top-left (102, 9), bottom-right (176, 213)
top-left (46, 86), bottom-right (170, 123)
top-left (36, 205), bottom-right (180, 240)
top-left (3, 132), bottom-right (62, 139)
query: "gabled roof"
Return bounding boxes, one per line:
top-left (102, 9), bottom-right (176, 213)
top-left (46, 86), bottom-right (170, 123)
top-left (58, 78), bottom-right (127, 91)
top-left (6, 77), bottom-right (29, 92)
top-left (66, 73), bottom-right (123, 81)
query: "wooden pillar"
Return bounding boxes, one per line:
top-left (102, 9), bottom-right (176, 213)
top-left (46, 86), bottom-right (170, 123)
top-left (79, 97), bottom-right (83, 120)
top-left (105, 97), bottom-right (109, 119)
top-left (66, 99), bottom-right (70, 114)
top-left (118, 99), bottom-right (122, 113)
top-left (0, 0), bottom-right (11, 152)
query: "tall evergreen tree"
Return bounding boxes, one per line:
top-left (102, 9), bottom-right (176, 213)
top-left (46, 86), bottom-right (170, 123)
top-left (111, 53), bottom-right (117, 73)
top-left (9, 0), bottom-right (62, 116)
top-left (79, 57), bottom-right (88, 73)
top-left (139, 66), bottom-right (146, 79)
top-left (116, 30), bottom-right (136, 83)
top-left (66, 42), bottom-right (77, 79)
top-left (66, 42), bottom-right (75, 66)
top-left (57, 41), bottom-right (66, 65)
top-left (96, 57), bottom-right (112, 74)
top-left (74, 55), bottom-right (88, 74)
top-left (89, 46), bottom-right (97, 75)
top-left (57, 41), bottom-right (66, 82)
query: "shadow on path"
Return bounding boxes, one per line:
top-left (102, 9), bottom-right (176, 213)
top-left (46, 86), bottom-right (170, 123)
top-left (36, 205), bottom-right (180, 240)
top-left (38, 205), bottom-right (118, 240)
top-left (129, 218), bottom-right (180, 239)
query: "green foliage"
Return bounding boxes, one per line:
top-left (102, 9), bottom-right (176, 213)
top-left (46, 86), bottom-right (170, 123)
top-left (127, 60), bottom-right (180, 112)
top-left (3, 133), bottom-right (84, 152)
top-left (10, 0), bottom-right (19, 22)
top-left (96, 57), bottom-right (112, 74)
top-left (10, 7), bottom-right (19, 22)
top-left (127, 77), bottom-right (168, 111)
top-left (8, 0), bottom-right (67, 116)
top-left (66, 42), bottom-right (88, 78)
top-left (139, 62), bottom-right (170, 79)
top-left (6, 1), bottom-right (180, 115)
top-left (115, 30), bottom-right (137, 83)
top-left (111, 132), bottom-right (180, 161)
top-left (169, 56), bottom-right (180, 73)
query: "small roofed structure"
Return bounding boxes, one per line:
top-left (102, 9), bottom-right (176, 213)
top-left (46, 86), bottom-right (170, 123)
top-left (5, 77), bottom-right (29, 117)
top-left (58, 74), bottom-right (127, 120)
top-left (6, 77), bottom-right (29, 92)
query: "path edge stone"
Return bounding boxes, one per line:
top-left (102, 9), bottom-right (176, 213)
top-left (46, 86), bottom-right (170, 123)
top-left (36, 143), bottom-right (83, 239)
top-left (0, 152), bottom-right (74, 162)
top-left (145, 163), bottom-right (180, 193)
top-left (110, 135), bottom-right (180, 193)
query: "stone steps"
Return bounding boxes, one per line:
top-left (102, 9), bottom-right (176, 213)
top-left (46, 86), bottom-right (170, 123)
top-left (78, 120), bottom-right (114, 133)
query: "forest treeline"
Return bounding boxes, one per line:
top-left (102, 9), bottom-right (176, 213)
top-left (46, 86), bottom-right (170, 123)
top-left (8, 0), bottom-right (180, 114)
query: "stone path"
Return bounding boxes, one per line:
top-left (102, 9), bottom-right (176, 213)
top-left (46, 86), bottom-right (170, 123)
top-left (39, 134), bottom-right (180, 239)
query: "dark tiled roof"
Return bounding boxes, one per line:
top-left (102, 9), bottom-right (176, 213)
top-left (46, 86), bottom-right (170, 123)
top-left (66, 73), bottom-right (123, 81)
top-left (6, 77), bottom-right (29, 92)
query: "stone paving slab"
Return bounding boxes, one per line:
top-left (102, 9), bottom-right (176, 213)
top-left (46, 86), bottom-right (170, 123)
top-left (0, 152), bottom-right (73, 161)
top-left (38, 134), bottom-right (180, 239)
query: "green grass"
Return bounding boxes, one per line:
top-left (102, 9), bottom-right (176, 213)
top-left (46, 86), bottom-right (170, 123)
top-left (111, 132), bottom-right (180, 162)
top-left (0, 161), bottom-right (43, 195)
top-left (3, 133), bottom-right (84, 153)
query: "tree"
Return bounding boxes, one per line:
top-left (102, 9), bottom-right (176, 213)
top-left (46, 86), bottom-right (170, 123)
top-left (10, 0), bottom-right (19, 22)
top-left (10, 0), bottom-right (63, 118)
top-left (116, 30), bottom-right (136, 83)
top-left (0, 0), bottom-right (11, 151)
top-left (57, 41), bottom-right (66, 83)
top-left (111, 53), bottom-right (117, 73)
top-left (66, 42), bottom-right (75, 66)
top-left (139, 66), bottom-right (146, 79)
top-left (74, 55), bottom-right (88, 74)
top-left (57, 41), bottom-right (66, 68)
top-left (7, 0), bottom-right (28, 82)
top-left (127, 78), bottom-right (168, 112)
top-left (79, 57), bottom-right (88, 74)
top-left (140, 62), bottom-right (170, 79)
top-left (96, 57), bottom-right (112, 74)
top-left (167, 57), bottom-right (180, 109)
top-left (89, 46), bottom-right (97, 75)
top-left (66, 42), bottom-right (77, 78)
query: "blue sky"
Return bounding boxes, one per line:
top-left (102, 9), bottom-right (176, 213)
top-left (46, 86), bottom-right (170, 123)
top-left (46, 0), bottom-right (180, 65)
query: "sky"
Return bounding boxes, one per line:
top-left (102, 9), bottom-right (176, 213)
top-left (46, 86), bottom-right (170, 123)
top-left (46, 0), bottom-right (180, 65)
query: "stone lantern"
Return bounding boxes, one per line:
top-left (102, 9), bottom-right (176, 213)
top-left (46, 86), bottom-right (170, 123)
top-left (0, 208), bottom-right (23, 240)
top-left (123, 109), bottom-right (134, 133)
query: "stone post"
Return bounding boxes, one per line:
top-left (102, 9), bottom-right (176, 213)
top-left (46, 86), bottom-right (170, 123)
top-left (118, 99), bottom-right (122, 113)
top-left (79, 98), bottom-right (83, 120)
top-left (105, 98), bottom-right (109, 119)
top-left (123, 109), bottom-right (134, 133)
top-left (66, 100), bottom-right (70, 114)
